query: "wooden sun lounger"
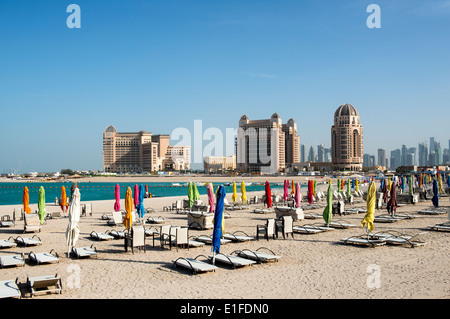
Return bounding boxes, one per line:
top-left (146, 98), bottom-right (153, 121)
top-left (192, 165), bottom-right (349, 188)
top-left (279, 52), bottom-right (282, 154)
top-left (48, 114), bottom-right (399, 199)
top-left (90, 231), bottom-right (114, 241)
top-left (0, 238), bottom-right (17, 249)
top-left (173, 255), bottom-right (218, 275)
top-left (0, 280), bottom-right (21, 299)
top-left (223, 231), bottom-right (255, 242)
top-left (72, 245), bottom-right (98, 258)
top-left (15, 235), bottom-right (42, 247)
top-left (232, 247), bottom-right (281, 264)
top-left (208, 253), bottom-right (257, 269)
top-left (340, 236), bottom-right (386, 247)
top-left (26, 274), bottom-right (62, 297)
top-left (28, 250), bottom-right (60, 265)
top-left (0, 254), bottom-right (25, 268)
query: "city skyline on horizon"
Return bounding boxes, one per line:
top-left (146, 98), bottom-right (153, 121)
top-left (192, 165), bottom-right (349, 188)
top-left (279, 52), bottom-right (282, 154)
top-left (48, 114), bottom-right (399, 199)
top-left (1, 0), bottom-right (449, 173)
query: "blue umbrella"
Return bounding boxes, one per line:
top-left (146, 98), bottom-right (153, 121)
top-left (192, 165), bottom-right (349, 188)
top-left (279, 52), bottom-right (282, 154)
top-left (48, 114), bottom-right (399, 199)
top-left (401, 177), bottom-right (405, 193)
top-left (212, 185), bottom-right (225, 264)
top-left (136, 184), bottom-right (145, 218)
top-left (380, 178), bottom-right (384, 191)
top-left (431, 179), bottom-right (439, 208)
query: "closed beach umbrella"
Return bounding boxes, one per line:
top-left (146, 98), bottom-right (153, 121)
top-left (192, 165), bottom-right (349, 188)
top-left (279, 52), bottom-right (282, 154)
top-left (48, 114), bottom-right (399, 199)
top-left (438, 174), bottom-right (444, 194)
top-left (313, 180), bottom-right (317, 197)
top-left (382, 179), bottom-right (389, 203)
top-left (322, 183), bottom-right (333, 226)
top-left (387, 182), bottom-right (398, 215)
top-left (307, 180), bottom-right (313, 204)
top-left (193, 182), bottom-right (200, 202)
top-left (265, 181), bottom-right (272, 208)
top-left (241, 181), bottom-right (247, 204)
top-left (337, 178), bottom-right (340, 192)
top-left (23, 187), bottom-right (31, 214)
top-left (361, 181), bottom-right (376, 233)
top-left (294, 183), bottom-right (301, 208)
top-left (355, 179), bottom-right (359, 193)
top-left (212, 185), bottom-right (226, 264)
top-left (133, 184), bottom-right (139, 209)
top-left (380, 178), bottom-right (384, 191)
top-left (341, 178), bottom-right (344, 191)
top-left (66, 187), bottom-right (81, 256)
top-left (123, 187), bottom-right (133, 230)
top-left (388, 177), bottom-right (392, 191)
top-left (431, 179), bottom-right (439, 208)
top-left (207, 183), bottom-right (215, 213)
top-left (409, 176), bottom-right (414, 196)
top-left (60, 186), bottom-right (68, 213)
top-left (283, 180), bottom-right (289, 202)
top-left (291, 180), bottom-right (295, 195)
top-left (188, 182), bottom-right (194, 208)
top-left (232, 182), bottom-right (238, 203)
top-left (346, 179), bottom-right (351, 199)
top-left (114, 184), bottom-right (121, 212)
top-left (136, 184), bottom-right (145, 218)
top-left (38, 186), bottom-right (46, 224)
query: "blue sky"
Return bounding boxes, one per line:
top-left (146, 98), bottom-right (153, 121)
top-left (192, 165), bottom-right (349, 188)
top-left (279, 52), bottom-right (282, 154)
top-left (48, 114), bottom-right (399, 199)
top-left (0, 0), bottom-right (449, 172)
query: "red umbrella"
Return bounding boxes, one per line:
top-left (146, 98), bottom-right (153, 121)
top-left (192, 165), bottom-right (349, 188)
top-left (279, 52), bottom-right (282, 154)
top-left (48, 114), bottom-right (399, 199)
top-left (382, 178), bottom-right (388, 203)
top-left (387, 181), bottom-right (398, 215)
top-left (265, 181), bottom-right (272, 208)
top-left (114, 184), bottom-right (121, 212)
top-left (307, 180), bottom-right (314, 204)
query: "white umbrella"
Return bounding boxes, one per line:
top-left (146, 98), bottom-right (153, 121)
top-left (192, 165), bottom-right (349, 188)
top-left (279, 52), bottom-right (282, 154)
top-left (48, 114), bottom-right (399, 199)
top-left (66, 187), bottom-right (81, 257)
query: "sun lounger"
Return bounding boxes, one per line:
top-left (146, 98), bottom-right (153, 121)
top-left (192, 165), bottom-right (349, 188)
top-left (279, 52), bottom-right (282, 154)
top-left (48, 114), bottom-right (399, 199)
top-left (326, 220), bottom-right (357, 229)
top-left (0, 279), bottom-right (21, 299)
top-left (370, 230), bottom-right (427, 248)
top-left (71, 245), bottom-right (98, 258)
top-left (106, 229), bottom-right (126, 239)
top-left (418, 208), bottom-right (447, 215)
top-left (0, 254), bottom-right (25, 268)
top-left (28, 250), bottom-right (60, 265)
top-left (146, 216), bottom-right (165, 224)
top-left (340, 235), bottom-right (386, 247)
top-left (23, 214), bottom-right (42, 233)
top-left (195, 235), bottom-right (232, 245)
top-left (90, 231), bottom-right (114, 241)
top-left (0, 215), bottom-right (15, 227)
top-left (303, 213), bottom-right (323, 219)
top-left (14, 235), bottom-right (42, 247)
top-left (293, 224), bottom-right (330, 234)
top-left (374, 214), bottom-right (406, 223)
top-left (232, 247), bottom-right (280, 264)
top-left (173, 255), bottom-right (218, 274)
top-left (253, 208), bottom-right (272, 214)
top-left (208, 253), bottom-right (257, 269)
top-left (107, 211), bottom-right (124, 226)
top-left (187, 236), bottom-right (206, 248)
top-left (427, 221), bottom-right (450, 232)
top-left (0, 238), bottom-right (17, 249)
top-left (222, 231), bottom-right (255, 242)
top-left (26, 274), bottom-right (62, 297)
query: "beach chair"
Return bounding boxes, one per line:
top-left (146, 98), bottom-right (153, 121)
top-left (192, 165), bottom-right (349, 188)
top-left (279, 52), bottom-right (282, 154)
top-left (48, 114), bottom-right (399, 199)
top-left (231, 247), bottom-right (281, 264)
top-left (194, 235), bottom-right (232, 245)
top-left (90, 231), bottom-right (114, 241)
top-left (171, 227), bottom-right (189, 251)
top-left (0, 279), bottom-right (21, 299)
top-left (340, 235), bottom-right (386, 247)
top-left (293, 224), bottom-right (328, 234)
top-left (256, 219), bottom-right (276, 241)
top-left (0, 215), bottom-right (15, 227)
top-left (128, 225), bottom-right (146, 254)
top-left (208, 253), bottom-right (257, 269)
top-left (23, 213), bottom-right (41, 233)
top-left (143, 226), bottom-right (159, 247)
top-left (370, 230), bottom-right (427, 248)
top-left (107, 211), bottom-right (123, 226)
top-left (187, 236), bottom-right (206, 248)
top-left (71, 245), bottom-right (98, 258)
top-left (106, 229), bottom-right (126, 239)
top-left (159, 225), bottom-right (173, 249)
top-left (374, 214), bottom-right (406, 223)
top-left (276, 216), bottom-right (294, 239)
top-left (26, 274), bottom-right (62, 298)
top-left (0, 238), bottom-right (17, 249)
top-left (253, 208), bottom-right (272, 214)
top-left (14, 235), bottom-right (42, 247)
top-left (173, 255), bottom-right (218, 275)
top-left (146, 216), bottom-right (165, 224)
top-left (223, 231), bottom-right (255, 242)
top-left (28, 250), bottom-right (60, 265)
top-left (326, 220), bottom-right (357, 229)
top-left (0, 253), bottom-right (25, 268)
top-left (417, 208), bottom-right (447, 215)
top-left (427, 221), bottom-right (450, 232)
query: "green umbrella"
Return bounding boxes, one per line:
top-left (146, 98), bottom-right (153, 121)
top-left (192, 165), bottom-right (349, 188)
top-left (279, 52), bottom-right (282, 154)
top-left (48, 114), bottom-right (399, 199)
top-left (38, 186), bottom-right (46, 224)
top-left (337, 178), bottom-right (340, 193)
top-left (193, 182), bottom-right (200, 201)
top-left (322, 183), bottom-right (333, 226)
top-left (346, 179), bottom-right (351, 199)
top-left (188, 182), bottom-right (194, 208)
top-left (409, 175), bottom-right (414, 196)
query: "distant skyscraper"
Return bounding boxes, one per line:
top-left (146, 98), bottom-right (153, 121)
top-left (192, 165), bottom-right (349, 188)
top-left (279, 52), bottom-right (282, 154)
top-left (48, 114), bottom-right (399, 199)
top-left (300, 143), bottom-right (306, 163)
top-left (308, 146), bottom-right (315, 162)
top-left (317, 144), bottom-right (325, 162)
top-left (418, 142), bottom-right (428, 166)
top-left (430, 137), bottom-right (435, 154)
top-left (324, 148), bottom-right (331, 162)
top-left (407, 147), bottom-right (416, 166)
top-left (401, 145), bottom-right (407, 166)
top-left (331, 103), bottom-right (363, 171)
top-left (390, 149), bottom-right (401, 170)
top-left (377, 148), bottom-right (386, 167)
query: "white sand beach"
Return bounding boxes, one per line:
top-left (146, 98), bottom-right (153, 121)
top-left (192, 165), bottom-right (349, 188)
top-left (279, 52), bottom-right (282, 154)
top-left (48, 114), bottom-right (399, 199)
top-left (0, 178), bottom-right (448, 299)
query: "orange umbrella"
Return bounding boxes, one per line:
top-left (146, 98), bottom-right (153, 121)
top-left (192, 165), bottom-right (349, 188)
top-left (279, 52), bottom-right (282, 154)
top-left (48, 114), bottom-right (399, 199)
top-left (23, 187), bottom-right (31, 214)
top-left (123, 187), bottom-right (133, 230)
top-left (60, 186), bottom-right (68, 213)
top-left (291, 180), bottom-right (295, 195)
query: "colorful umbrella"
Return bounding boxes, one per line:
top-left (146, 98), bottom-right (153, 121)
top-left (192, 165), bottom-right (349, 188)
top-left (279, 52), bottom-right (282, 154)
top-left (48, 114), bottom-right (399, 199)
top-left (355, 179), bottom-right (359, 193)
top-left (207, 183), bottom-right (215, 213)
top-left (294, 183), bottom-right (301, 208)
top-left (438, 174), bottom-right (444, 194)
top-left (431, 179), bottom-right (439, 208)
top-left (212, 185), bottom-right (226, 264)
top-left (291, 180), bottom-right (295, 195)
top-left (133, 184), bottom-right (139, 209)
top-left (114, 184), bottom-right (121, 212)
top-left (265, 181), bottom-right (272, 208)
top-left (283, 180), bottom-right (289, 202)
top-left (232, 181), bottom-right (238, 203)
top-left (322, 183), bottom-right (333, 226)
top-left (193, 182), bottom-right (200, 202)
top-left (387, 181), bottom-right (398, 216)
top-left (307, 180), bottom-right (313, 204)
top-left (361, 181), bottom-right (376, 233)
top-left (136, 184), bottom-right (145, 218)
top-left (188, 182), bottom-right (194, 208)
top-left (346, 179), bottom-right (351, 199)
top-left (409, 176), bottom-right (414, 196)
top-left (382, 178), bottom-right (389, 203)
top-left (123, 187), bottom-right (133, 230)
top-left (66, 187), bottom-right (81, 256)
top-left (38, 186), bottom-right (46, 224)
top-left (23, 187), bottom-right (31, 214)
top-left (60, 186), bottom-right (68, 213)
top-left (241, 181), bottom-right (247, 204)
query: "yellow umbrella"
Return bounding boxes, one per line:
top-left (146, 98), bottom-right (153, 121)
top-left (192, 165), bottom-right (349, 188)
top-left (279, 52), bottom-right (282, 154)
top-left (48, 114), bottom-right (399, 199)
top-left (241, 181), bottom-right (247, 204)
top-left (437, 174), bottom-right (443, 194)
top-left (23, 187), bottom-right (31, 214)
top-left (361, 180), bottom-right (376, 233)
top-left (60, 186), bottom-right (68, 213)
top-left (388, 177), bottom-right (392, 191)
top-left (123, 187), bottom-right (133, 230)
top-left (291, 180), bottom-right (295, 195)
top-left (355, 179), bottom-right (359, 192)
top-left (231, 182), bottom-right (238, 203)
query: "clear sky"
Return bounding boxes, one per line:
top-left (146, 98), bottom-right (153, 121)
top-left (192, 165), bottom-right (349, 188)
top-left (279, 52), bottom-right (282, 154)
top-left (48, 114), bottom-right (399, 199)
top-left (0, 0), bottom-right (449, 172)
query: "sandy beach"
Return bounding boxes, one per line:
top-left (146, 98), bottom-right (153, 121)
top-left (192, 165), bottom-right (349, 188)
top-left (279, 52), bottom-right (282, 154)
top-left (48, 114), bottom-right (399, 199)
top-left (0, 178), bottom-right (448, 300)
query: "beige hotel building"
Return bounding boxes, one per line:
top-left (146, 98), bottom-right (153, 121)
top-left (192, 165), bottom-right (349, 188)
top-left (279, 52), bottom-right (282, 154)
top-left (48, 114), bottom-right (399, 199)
top-left (103, 125), bottom-right (190, 173)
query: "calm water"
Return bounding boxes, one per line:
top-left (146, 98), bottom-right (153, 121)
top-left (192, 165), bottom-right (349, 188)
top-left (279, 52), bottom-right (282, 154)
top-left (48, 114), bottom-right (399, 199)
top-left (0, 181), bottom-right (286, 206)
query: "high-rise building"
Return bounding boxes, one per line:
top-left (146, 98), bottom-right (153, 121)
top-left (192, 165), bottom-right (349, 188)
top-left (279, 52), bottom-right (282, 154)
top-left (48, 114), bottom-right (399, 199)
top-left (377, 148), bottom-right (386, 167)
top-left (308, 146), bottom-right (315, 162)
top-left (324, 148), bottom-right (331, 162)
top-left (390, 149), bottom-right (401, 170)
top-left (236, 113), bottom-right (300, 173)
top-left (418, 142), bottom-right (428, 166)
top-left (317, 144), bottom-right (325, 162)
top-left (300, 143), bottom-right (306, 163)
top-left (401, 145), bottom-right (407, 166)
top-left (331, 103), bottom-right (363, 171)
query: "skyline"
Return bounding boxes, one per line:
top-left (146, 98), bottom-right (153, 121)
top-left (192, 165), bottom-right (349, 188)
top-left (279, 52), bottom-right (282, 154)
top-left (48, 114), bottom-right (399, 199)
top-left (1, 0), bottom-right (449, 173)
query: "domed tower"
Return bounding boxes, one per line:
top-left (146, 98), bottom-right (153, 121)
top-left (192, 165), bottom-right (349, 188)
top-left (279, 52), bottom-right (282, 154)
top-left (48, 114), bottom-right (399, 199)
top-left (331, 104), bottom-right (363, 171)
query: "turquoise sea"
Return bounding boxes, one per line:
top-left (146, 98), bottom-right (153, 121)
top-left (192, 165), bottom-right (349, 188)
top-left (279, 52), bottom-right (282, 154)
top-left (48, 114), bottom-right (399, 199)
top-left (0, 181), bottom-right (285, 206)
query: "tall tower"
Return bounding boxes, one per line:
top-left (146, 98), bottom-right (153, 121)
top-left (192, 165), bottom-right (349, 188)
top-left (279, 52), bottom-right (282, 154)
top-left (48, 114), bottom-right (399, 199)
top-left (331, 103), bottom-right (363, 171)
